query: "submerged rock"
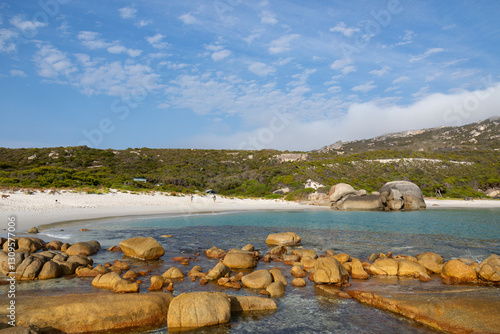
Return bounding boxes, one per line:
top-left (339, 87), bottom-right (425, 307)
top-left (266, 232), bottom-right (301, 246)
top-left (241, 269), bottom-right (273, 289)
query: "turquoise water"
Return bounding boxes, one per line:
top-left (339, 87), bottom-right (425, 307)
top-left (6, 209), bottom-right (500, 333)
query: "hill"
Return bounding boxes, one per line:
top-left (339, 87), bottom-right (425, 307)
top-left (0, 118), bottom-right (499, 200)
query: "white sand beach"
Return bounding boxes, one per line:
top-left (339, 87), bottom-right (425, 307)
top-left (1, 190), bottom-right (499, 233)
top-left (0, 190), bottom-right (322, 232)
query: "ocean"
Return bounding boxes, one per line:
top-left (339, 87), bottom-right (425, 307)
top-left (7, 208), bottom-right (500, 333)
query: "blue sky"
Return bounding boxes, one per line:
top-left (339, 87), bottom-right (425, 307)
top-left (1, 0), bottom-right (499, 150)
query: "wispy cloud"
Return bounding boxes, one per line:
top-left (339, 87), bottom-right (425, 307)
top-left (352, 81), bottom-right (376, 93)
top-left (370, 65), bottom-right (391, 76)
top-left (393, 76), bottom-right (410, 84)
top-left (78, 31), bottom-right (111, 49)
top-left (146, 33), bottom-right (169, 49)
top-left (0, 28), bottom-right (17, 53)
top-left (329, 22), bottom-right (359, 37)
top-left (330, 58), bottom-right (356, 75)
top-left (451, 68), bottom-right (479, 80)
top-left (248, 62), bottom-right (275, 76)
top-left (409, 47), bottom-right (445, 63)
top-left (179, 13), bottom-right (197, 24)
top-left (118, 7), bottom-right (137, 19)
top-left (136, 19), bottom-right (152, 28)
top-left (10, 15), bottom-right (47, 32)
top-left (269, 34), bottom-right (300, 54)
top-left (10, 69), bottom-right (27, 77)
top-left (33, 44), bottom-right (76, 79)
top-left (260, 10), bottom-right (277, 25)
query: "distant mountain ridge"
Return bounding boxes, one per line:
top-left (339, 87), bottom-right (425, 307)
top-left (317, 117), bottom-right (500, 154)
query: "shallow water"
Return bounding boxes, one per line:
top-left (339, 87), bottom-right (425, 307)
top-left (3, 209), bottom-right (500, 333)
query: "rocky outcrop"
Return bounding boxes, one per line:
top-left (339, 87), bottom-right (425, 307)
top-left (441, 259), bottom-right (478, 284)
top-left (167, 292), bottom-right (231, 330)
top-left (311, 257), bottom-right (349, 285)
top-left (4, 293), bottom-right (172, 333)
top-left (478, 254), bottom-right (500, 282)
top-left (222, 252), bottom-right (257, 269)
top-left (329, 183), bottom-right (357, 202)
top-left (119, 237), bottom-right (164, 260)
top-left (379, 181), bottom-right (426, 210)
top-left (338, 195), bottom-right (383, 211)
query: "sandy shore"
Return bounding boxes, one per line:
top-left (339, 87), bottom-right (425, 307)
top-left (1, 190), bottom-right (499, 233)
top-left (0, 190), bottom-right (323, 233)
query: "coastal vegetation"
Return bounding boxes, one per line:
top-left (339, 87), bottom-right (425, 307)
top-left (0, 118), bottom-right (498, 199)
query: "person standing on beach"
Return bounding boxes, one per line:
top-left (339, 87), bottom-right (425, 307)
top-left (191, 195), bottom-right (194, 203)
top-left (213, 195), bottom-right (216, 203)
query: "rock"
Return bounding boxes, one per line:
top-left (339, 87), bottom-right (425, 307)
top-left (242, 244), bottom-right (254, 252)
top-left (92, 272), bottom-right (128, 289)
top-left (123, 270), bottom-right (138, 280)
top-left (65, 242), bottom-right (98, 256)
top-left (52, 259), bottom-right (79, 276)
top-left (329, 183), bottom-right (356, 202)
top-left (291, 278), bottom-right (306, 287)
top-left (350, 259), bottom-right (369, 279)
top-left (188, 265), bottom-right (206, 279)
top-left (27, 227), bottom-right (39, 234)
top-left (397, 259), bottom-right (428, 277)
top-left (417, 252), bottom-right (444, 274)
top-left (333, 253), bottom-right (350, 264)
top-left (338, 195), bottom-right (384, 211)
top-left (37, 260), bottom-right (62, 280)
top-left (76, 265), bottom-right (109, 277)
top-left (162, 267), bottom-right (184, 279)
top-left (119, 237), bottom-right (164, 260)
top-left (266, 281), bottom-right (285, 297)
top-left (283, 254), bottom-right (300, 265)
top-left (223, 252), bottom-right (257, 269)
top-left (478, 254), bottom-right (500, 282)
top-left (112, 260), bottom-right (130, 270)
top-left (206, 246), bottom-right (226, 258)
top-left (206, 262), bottom-right (230, 281)
top-left (301, 256), bottom-right (317, 270)
top-left (6, 292), bottom-right (172, 333)
top-left (108, 245), bottom-right (121, 252)
top-left (441, 259), bottom-right (478, 284)
top-left (312, 257), bottom-right (349, 285)
top-left (325, 249), bottom-right (337, 257)
top-left (291, 249), bottom-right (317, 259)
top-left (167, 292), bottom-right (231, 330)
top-left (60, 243), bottom-right (71, 252)
top-left (66, 255), bottom-right (93, 267)
top-left (113, 281), bottom-right (140, 293)
top-left (379, 181), bottom-right (426, 210)
top-left (267, 245), bottom-right (287, 257)
top-left (15, 257), bottom-right (35, 279)
top-left (228, 295), bottom-right (277, 312)
top-left (266, 232), bottom-right (301, 246)
top-left (270, 268), bottom-right (287, 286)
top-left (291, 265), bottom-right (307, 278)
top-left (241, 269), bottom-right (273, 289)
top-left (21, 259), bottom-right (44, 280)
top-left (371, 258), bottom-right (399, 276)
top-left (18, 238), bottom-right (42, 253)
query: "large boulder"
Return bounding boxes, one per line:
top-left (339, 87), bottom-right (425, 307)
top-left (338, 195), bottom-right (384, 211)
top-left (397, 259), bottom-right (428, 277)
top-left (228, 296), bottom-right (277, 312)
top-left (6, 293), bottom-right (172, 333)
top-left (37, 260), bottom-right (62, 280)
top-left (167, 292), bottom-right (231, 330)
top-left (441, 259), bottom-right (478, 284)
top-left (222, 253), bottom-right (257, 269)
top-left (266, 281), bottom-right (286, 297)
top-left (266, 232), bottom-right (301, 246)
top-left (119, 237), bottom-right (164, 260)
top-left (269, 268), bottom-right (287, 286)
top-left (312, 257), bottom-right (349, 285)
top-left (379, 181), bottom-right (426, 210)
top-left (370, 258), bottom-right (399, 276)
top-left (65, 242), bottom-right (98, 256)
top-left (478, 254), bottom-right (500, 282)
top-left (350, 258), bottom-right (369, 279)
top-left (241, 269), bottom-right (273, 289)
top-left (417, 252), bottom-right (444, 274)
top-left (329, 183), bottom-right (356, 202)
top-left (92, 272), bottom-right (127, 290)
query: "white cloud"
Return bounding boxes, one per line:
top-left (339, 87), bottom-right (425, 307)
top-left (179, 13), bottom-right (197, 24)
top-left (352, 81), bottom-right (376, 93)
top-left (248, 62), bottom-right (275, 77)
top-left (393, 76), bottom-right (410, 84)
top-left (136, 19), bottom-right (152, 27)
top-left (0, 28), bottom-right (17, 53)
top-left (425, 72), bottom-right (442, 82)
top-left (269, 34), bottom-right (300, 54)
top-left (370, 65), bottom-right (391, 76)
top-left (394, 30), bottom-right (415, 46)
top-left (33, 44), bottom-right (76, 79)
top-left (78, 31), bottom-right (111, 49)
top-left (212, 49), bottom-right (231, 61)
top-left (107, 44), bottom-right (127, 54)
top-left (260, 10), bottom-right (277, 25)
top-left (329, 22), bottom-right (359, 37)
top-left (244, 31), bottom-right (263, 45)
top-left (10, 69), bottom-right (27, 77)
top-left (274, 57), bottom-right (293, 66)
top-left (341, 66), bottom-right (356, 75)
top-left (330, 58), bottom-right (356, 75)
top-left (409, 47), bottom-right (445, 63)
top-left (443, 58), bottom-right (469, 67)
top-left (146, 34), bottom-right (169, 49)
top-left (127, 49), bottom-right (143, 58)
top-left (10, 15), bottom-right (47, 32)
top-left (119, 7), bottom-right (136, 19)
top-left (328, 86), bottom-right (341, 93)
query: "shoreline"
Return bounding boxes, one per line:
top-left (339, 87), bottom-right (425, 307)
top-left (1, 190), bottom-right (499, 233)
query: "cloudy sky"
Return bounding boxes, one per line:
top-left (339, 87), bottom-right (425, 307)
top-left (1, 0), bottom-right (499, 150)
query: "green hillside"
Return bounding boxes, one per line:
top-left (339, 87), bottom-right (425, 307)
top-left (0, 118), bottom-right (499, 199)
